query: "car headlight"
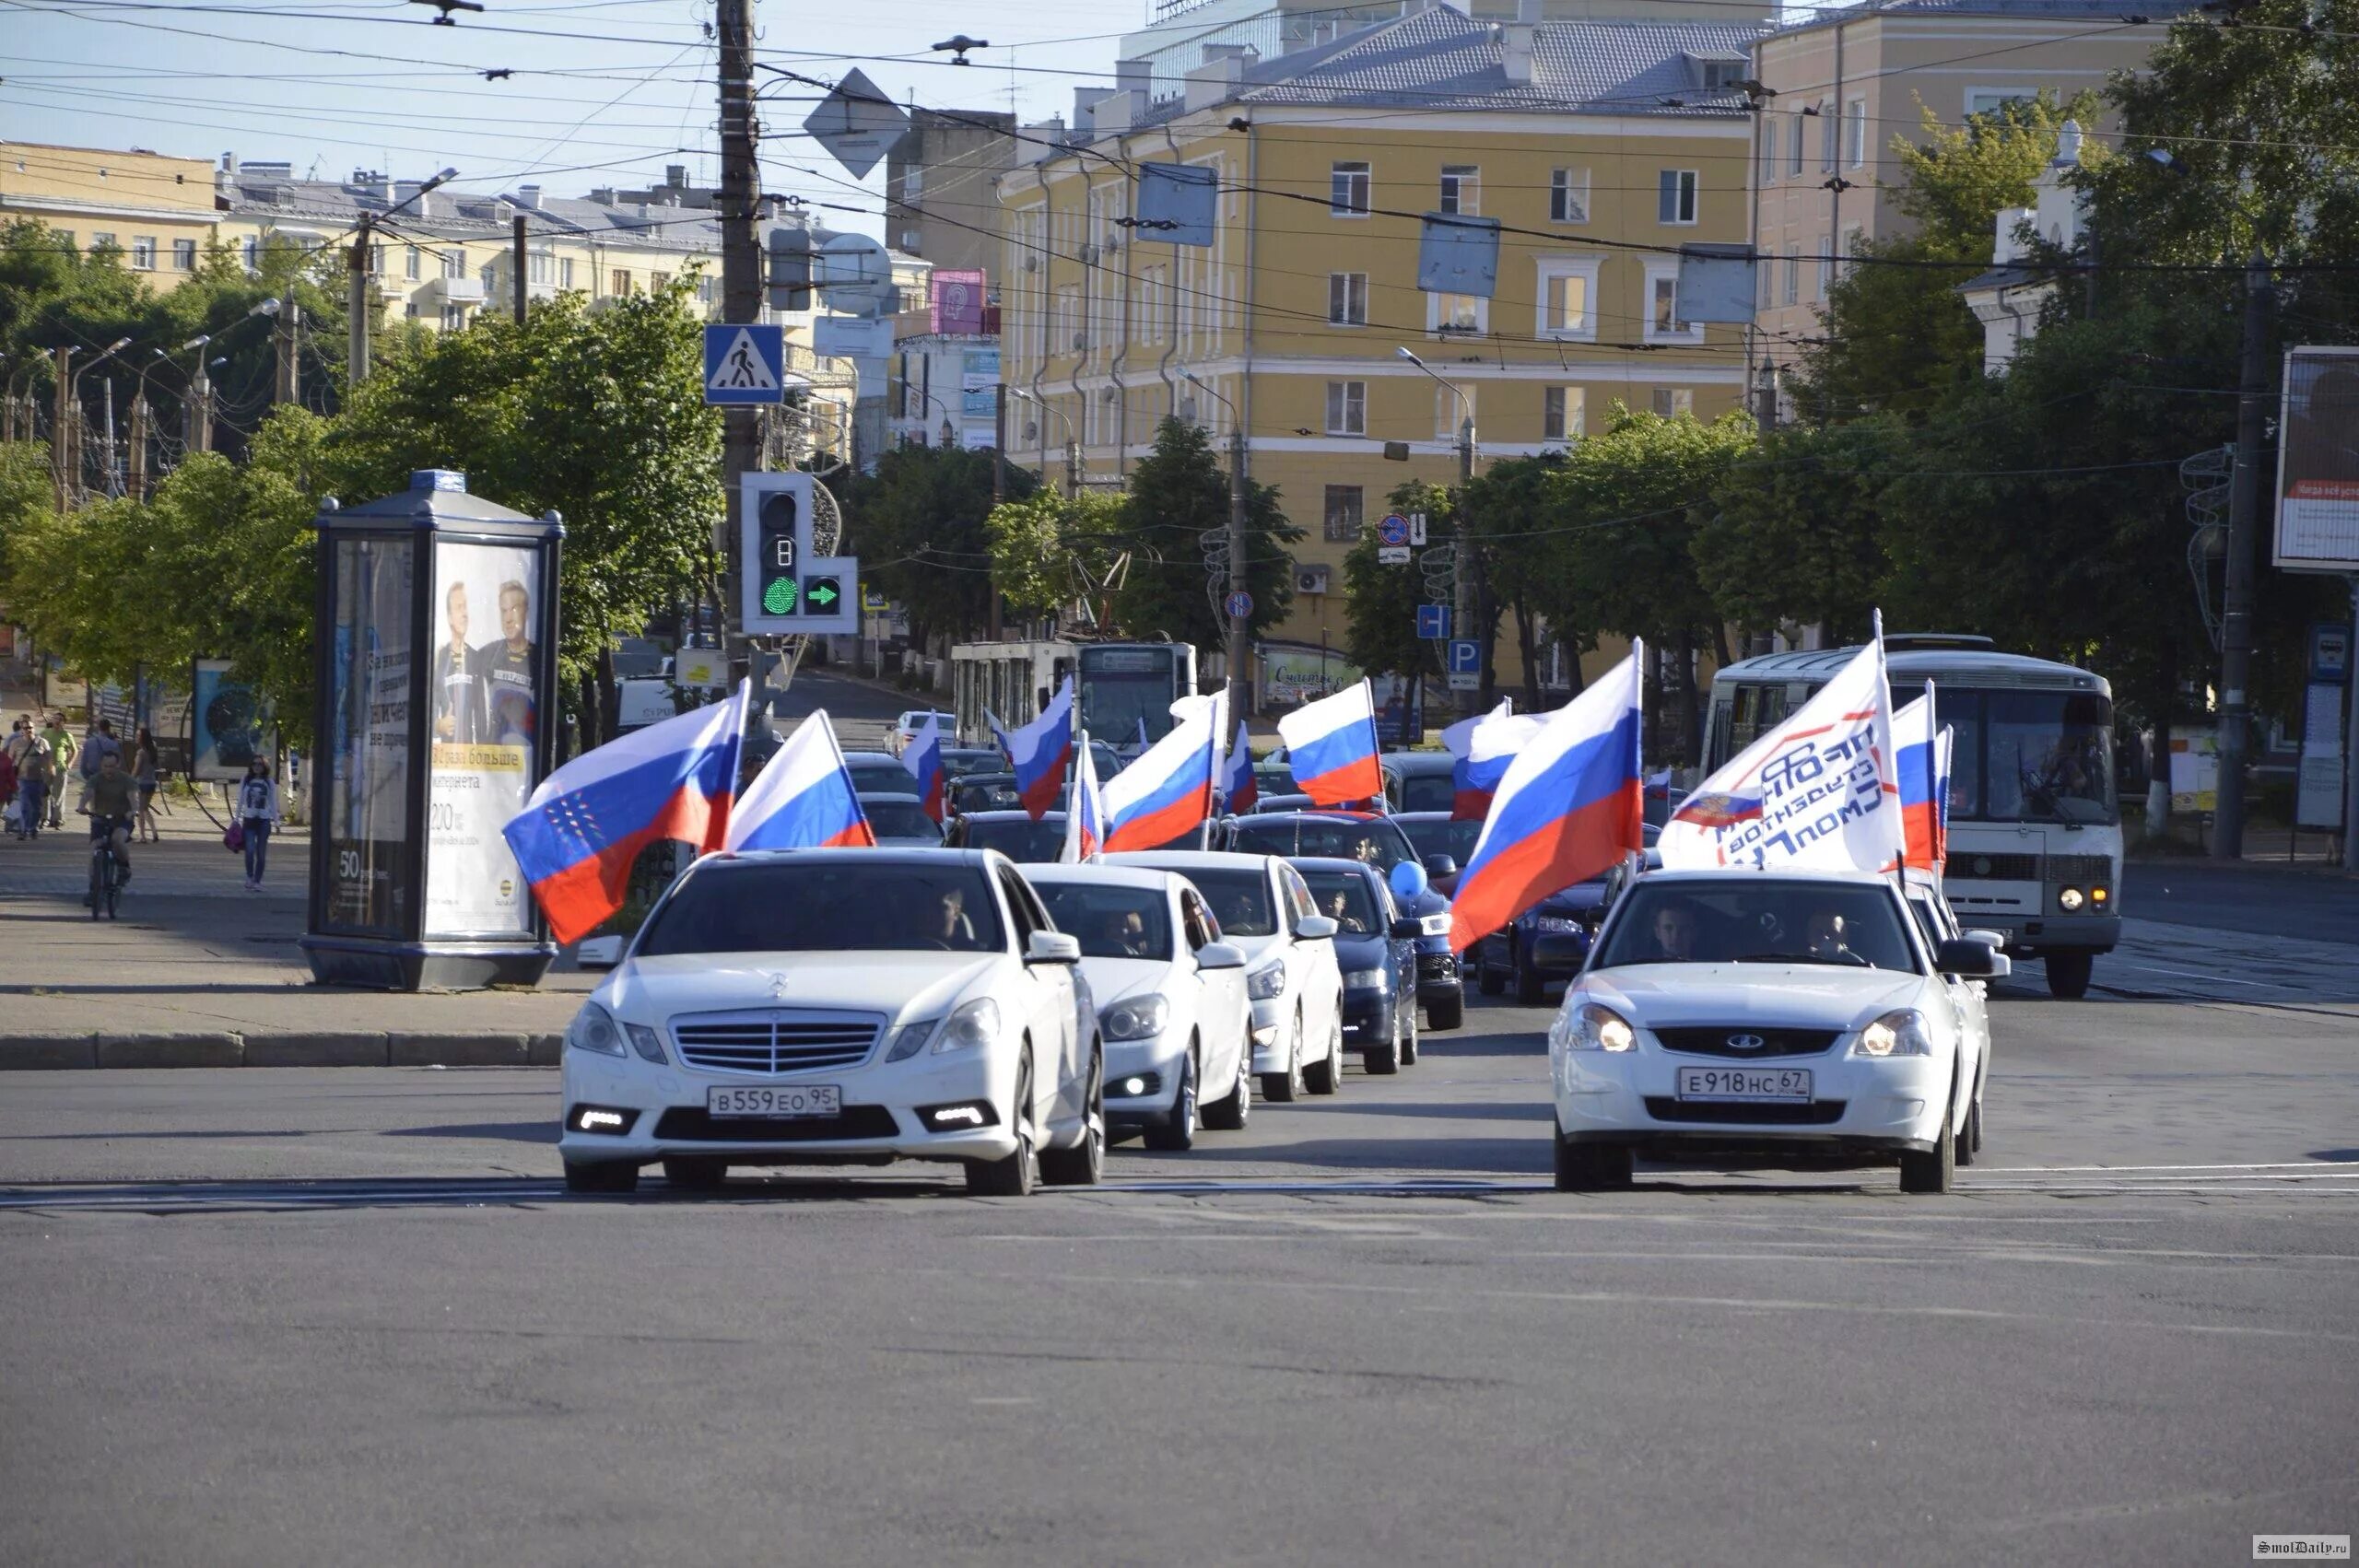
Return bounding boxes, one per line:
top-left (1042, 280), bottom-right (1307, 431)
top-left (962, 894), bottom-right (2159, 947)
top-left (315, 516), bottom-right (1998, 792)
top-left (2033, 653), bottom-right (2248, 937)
top-left (1560, 1002), bottom-right (1636, 1052)
top-left (625, 1023), bottom-right (666, 1064)
top-left (1532, 915), bottom-right (1583, 935)
top-left (2058, 886), bottom-right (2085, 912)
top-left (565, 1001), bottom-right (627, 1058)
top-left (1100, 994), bottom-right (1169, 1041)
top-left (1419, 911), bottom-right (1453, 937)
top-left (932, 996), bottom-right (1002, 1054)
top-left (884, 1016), bottom-right (940, 1061)
top-left (1343, 968), bottom-right (1388, 990)
top-left (1247, 962), bottom-right (1286, 1001)
top-left (1855, 1009), bottom-right (1933, 1058)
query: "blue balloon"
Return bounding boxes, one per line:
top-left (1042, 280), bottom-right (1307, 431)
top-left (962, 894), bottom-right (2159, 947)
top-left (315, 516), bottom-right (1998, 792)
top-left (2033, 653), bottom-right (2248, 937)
top-left (1389, 860), bottom-right (1429, 901)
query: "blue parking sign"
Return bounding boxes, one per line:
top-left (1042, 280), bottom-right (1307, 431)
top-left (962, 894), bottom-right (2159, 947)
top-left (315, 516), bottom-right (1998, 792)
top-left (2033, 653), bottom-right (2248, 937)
top-left (1448, 638), bottom-right (1480, 674)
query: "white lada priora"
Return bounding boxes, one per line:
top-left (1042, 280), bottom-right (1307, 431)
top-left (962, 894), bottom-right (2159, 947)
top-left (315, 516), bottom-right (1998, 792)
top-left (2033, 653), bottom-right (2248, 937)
top-left (558, 848), bottom-right (1102, 1197)
top-left (1546, 867), bottom-right (2006, 1195)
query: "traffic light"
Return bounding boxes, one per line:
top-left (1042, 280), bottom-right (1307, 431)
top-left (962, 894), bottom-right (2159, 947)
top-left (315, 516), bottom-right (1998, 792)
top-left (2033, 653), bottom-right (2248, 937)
top-left (757, 489), bottom-right (798, 617)
top-left (741, 472), bottom-right (816, 632)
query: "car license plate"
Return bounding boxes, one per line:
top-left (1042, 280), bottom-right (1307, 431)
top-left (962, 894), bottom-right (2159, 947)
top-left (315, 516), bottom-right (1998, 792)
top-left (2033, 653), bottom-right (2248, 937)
top-left (707, 1084), bottom-right (840, 1119)
top-left (1675, 1067), bottom-right (1812, 1102)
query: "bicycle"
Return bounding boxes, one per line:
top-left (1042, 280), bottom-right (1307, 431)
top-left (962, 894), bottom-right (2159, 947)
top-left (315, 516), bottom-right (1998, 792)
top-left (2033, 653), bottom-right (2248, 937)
top-left (88, 813), bottom-right (127, 921)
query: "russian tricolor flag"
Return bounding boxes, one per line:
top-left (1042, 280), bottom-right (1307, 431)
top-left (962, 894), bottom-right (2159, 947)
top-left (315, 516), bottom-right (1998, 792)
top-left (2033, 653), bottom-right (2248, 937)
top-left (1895, 685), bottom-right (1939, 879)
top-left (1447, 650), bottom-right (1644, 954)
top-left (1219, 719), bottom-right (1257, 814)
top-left (1062, 729), bottom-right (1109, 862)
top-left (502, 682), bottom-right (748, 945)
top-left (725, 709), bottom-right (876, 853)
top-left (990, 675), bottom-right (1074, 821)
top-left (903, 710), bottom-right (946, 824)
top-left (1103, 692), bottom-right (1223, 853)
top-left (1276, 680), bottom-right (1383, 807)
top-left (1442, 699), bottom-right (1542, 822)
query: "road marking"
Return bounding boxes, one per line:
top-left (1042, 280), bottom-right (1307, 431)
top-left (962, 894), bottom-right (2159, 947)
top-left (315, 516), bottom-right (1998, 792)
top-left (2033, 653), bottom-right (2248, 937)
top-left (1984, 1161), bottom-right (2358, 1173)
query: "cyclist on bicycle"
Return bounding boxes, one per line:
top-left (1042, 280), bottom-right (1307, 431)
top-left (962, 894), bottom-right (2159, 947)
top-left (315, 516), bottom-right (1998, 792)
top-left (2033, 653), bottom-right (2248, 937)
top-left (85, 748), bottom-right (136, 890)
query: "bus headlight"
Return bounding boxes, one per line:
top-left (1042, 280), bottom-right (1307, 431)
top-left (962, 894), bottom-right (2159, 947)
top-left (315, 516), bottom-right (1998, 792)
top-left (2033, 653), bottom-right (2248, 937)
top-left (2058, 886), bottom-right (2085, 912)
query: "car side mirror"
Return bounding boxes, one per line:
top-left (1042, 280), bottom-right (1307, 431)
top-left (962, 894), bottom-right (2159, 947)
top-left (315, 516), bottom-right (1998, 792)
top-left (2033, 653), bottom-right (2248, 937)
top-left (1026, 930), bottom-right (1083, 965)
top-left (1422, 854), bottom-right (1459, 880)
top-left (1965, 929), bottom-right (2008, 951)
top-left (1389, 917), bottom-right (1424, 940)
top-left (1935, 938), bottom-right (2008, 978)
top-left (1197, 941), bottom-right (1247, 971)
top-left (1295, 914), bottom-right (1338, 942)
top-left (575, 935), bottom-right (625, 971)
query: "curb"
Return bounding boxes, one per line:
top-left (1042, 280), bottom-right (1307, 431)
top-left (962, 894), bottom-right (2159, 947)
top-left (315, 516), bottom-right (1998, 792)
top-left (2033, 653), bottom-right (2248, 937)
top-left (0, 1032), bottom-right (566, 1070)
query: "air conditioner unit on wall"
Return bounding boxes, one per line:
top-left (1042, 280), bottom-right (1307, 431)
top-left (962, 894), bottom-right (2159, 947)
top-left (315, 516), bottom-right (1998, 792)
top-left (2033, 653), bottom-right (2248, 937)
top-left (1296, 565), bottom-right (1332, 595)
top-left (1025, 255), bottom-right (1040, 273)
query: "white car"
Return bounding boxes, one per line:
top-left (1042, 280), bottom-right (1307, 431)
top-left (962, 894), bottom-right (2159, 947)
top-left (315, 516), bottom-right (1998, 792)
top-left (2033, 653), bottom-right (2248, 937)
top-left (1546, 867), bottom-right (2005, 1194)
top-left (1027, 865), bottom-right (1255, 1150)
top-left (889, 709), bottom-right (958, 756)
top-left (558, 848), bottom-right (1102, 1197)
top-left (1110, 851), bottom-right (1344, 1103)
top-left (1902, 883), bottom-right (2001, 1162)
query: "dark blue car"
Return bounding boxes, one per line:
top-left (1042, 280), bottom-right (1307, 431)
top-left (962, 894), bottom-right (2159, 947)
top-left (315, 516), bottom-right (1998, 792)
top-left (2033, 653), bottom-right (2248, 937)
top-left (1474, 828), bottom-right (1661, 1005)
top-left (1289, 858), bottom-right (1422, 1074)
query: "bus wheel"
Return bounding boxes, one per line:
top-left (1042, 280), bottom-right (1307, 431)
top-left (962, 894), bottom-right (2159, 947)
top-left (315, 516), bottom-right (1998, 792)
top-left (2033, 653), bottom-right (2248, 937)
top-left (2044, 952), bottom-right (2093, 1000)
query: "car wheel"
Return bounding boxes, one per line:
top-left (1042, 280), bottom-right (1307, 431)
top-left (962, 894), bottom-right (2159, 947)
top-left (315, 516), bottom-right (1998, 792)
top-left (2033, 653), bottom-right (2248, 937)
top-left (1363, 1009), bottom-right (1402, 1076)
top-left (563, 1160), bottom-right (640, 1195)
top-left (1304, 1012), bottom-right (1344, 1095)
top-left (662, 1156), bottom-right (727, 1190)
top-left (2044, 951), bottom-right (2094, 1000)
top-left (1476, 945), bottom-right (1506, 996)
top-left (1039, 1048), bottom-right (1106, 1185)
top-left (1553, 1125), bottom-right (1632, 1192)
top-left (1897, 1086), bottom-right (1957, 1195)
top-left (1261, 1011), bottom-right (1305, 1103)
top-left (1203, 1031), bottom-right (1251, 1130)
top-left (965, 1052), bottom-right (1039, 1196)
top-left (1514, 940), bottom-right (1546, 1006)
top-left (1400, 1007), bottom-right (1420, 1067)
top-left (1969, 1073), bottom-right (1986, 1154)
top-left (1424, 991), bottom-right (1462, 1033)
top-left (1143, 1046), bottom-right (1199, 1152)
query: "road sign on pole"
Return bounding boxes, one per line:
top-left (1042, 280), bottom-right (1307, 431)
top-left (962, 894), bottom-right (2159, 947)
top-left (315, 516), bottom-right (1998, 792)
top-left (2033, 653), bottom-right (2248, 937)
top-left (1378, 546), bottom-right (1412, 566)
top-left (1409, 511), bottom-right (1427, 545)
top-left (1447, 638), bottom-right (1480, 691)
top-left (1224, 589), bottom-right (1253, 619)
top-left (1415, 604), bottom-right (1450, 640)
top-left (705, 323), bottom-right (784, 404)
top-left (803, 66), bottom-right (910, 181)
top-left (1378, 513), bottom-right (1410, 547)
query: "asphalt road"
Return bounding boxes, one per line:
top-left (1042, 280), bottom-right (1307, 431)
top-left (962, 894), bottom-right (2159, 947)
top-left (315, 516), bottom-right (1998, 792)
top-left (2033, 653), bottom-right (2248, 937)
top-left (3, 923), bottom-right (2353, 1566)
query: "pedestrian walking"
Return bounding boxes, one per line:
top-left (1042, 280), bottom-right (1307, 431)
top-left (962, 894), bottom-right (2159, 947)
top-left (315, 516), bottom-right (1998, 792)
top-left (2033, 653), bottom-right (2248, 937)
top-left (3, 716), bottom-right (32, 771)
top-left (132, 727), bottom-right (161, 843)
top-left (39, 714), bottom-right (74, 828)
top-left (0, 744), bottom-right (17, 837)
top-left (234, 757), bottom-right (280, 891)
top-left (16, 731), bottom-right (54, 840)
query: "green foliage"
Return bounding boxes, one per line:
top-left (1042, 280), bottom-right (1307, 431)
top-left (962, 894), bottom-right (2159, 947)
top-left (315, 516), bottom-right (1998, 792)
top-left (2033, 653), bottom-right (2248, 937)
top-left (1695, 416), bottom-right (1904, 643)
top-left (984, 486), bottom-right (1123, 622)
top-left (844, 442), bottom-right (1030, 646)
top-left (1342, 479), bottom-right (1449, 680)
top-left (1114, 417), bottom-right (1299, 655)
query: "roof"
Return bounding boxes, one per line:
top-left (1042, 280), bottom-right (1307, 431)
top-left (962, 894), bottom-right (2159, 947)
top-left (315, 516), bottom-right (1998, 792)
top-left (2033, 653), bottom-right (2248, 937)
top-left (1024, 862), bottom-right (1177, 890)
top-left (1287, 855), bottom-right (1387, 880)
top-left (1110, 849), bottom-right (1278, 870)
top-left (1713, 639), bottom-right (2111, 693)
top-left (223, 174), bottom-right (723, 255)
top-left (1638, 864), bottom-right (1898, 886)
top-left (1763, 0), bottom-right (2192, 37)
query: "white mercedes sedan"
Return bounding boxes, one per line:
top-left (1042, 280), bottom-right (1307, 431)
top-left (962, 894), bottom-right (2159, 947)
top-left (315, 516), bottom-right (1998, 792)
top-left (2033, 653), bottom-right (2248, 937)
top-left (1026, 865), bottom-right (1254, 1151)
top-left (558, 848), bottom-right (1102, 1197)
top-left (1547, 867), bottom-right (2005, 1195)
top-left (1110, 851), bottom-right (1344, 1103)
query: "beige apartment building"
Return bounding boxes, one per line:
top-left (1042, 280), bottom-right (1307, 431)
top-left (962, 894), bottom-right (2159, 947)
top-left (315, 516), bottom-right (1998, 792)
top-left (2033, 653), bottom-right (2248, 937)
top-left (0, 142), bottom-right (222, 283)
top-left (1748, 0), bottom-right (2183, 365)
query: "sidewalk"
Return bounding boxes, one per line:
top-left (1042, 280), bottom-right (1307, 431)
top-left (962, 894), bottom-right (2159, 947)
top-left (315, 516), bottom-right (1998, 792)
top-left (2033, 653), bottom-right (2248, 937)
top-left (0, 799), bottom-right (589, 1069)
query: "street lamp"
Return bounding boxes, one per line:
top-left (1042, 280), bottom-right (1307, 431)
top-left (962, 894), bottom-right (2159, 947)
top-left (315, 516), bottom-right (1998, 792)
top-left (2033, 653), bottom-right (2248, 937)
top-left (1399, 345), bottom-right (1479, 717)
top-left (1007, 386), bottom-right (1078, 497)
top-left (68, 337), bottom-right (134, 500)
top-left (1185, 369), bottom-right (1252, 733)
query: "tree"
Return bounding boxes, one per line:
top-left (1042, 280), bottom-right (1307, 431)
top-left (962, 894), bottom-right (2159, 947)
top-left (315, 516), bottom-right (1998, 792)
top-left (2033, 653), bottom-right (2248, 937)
top-left (1693, 415), bottom-right (1904, 644)
top-left (984, 486), bottom-right (1125, 624)
top-left (1342, 479), bottom-right (1449, 685)
top-left (842, 443), bottom-right (1027, 650)
top-left (1113, 417), bottom-right (1299, 658)
top-left (1460, 455), bottom-right (1566, 708)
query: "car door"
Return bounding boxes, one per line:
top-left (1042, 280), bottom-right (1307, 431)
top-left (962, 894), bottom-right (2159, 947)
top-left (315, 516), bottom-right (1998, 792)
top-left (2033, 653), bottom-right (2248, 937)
top-left (1380, 882), bottom-right (1418, 1004)
top-left (1180, 885), bottom-right (1247, 1093)
top-left (1930, 894), bottom-right (1993, 1099)
top-left (1906, 891), bottom-right (1982, 1127)
top-left (999, 868), bottom-right (1079, 1123)
top-left (1277, 861), bottom-right (1341, 1052)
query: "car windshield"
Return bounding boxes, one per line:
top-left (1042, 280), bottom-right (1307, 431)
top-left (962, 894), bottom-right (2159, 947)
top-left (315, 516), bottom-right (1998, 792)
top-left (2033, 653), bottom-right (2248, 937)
top-left (845, 760), bottom-right (914, 796)
top-left (1182, 867), bottom-right (1277, 938)
top-left (637, 863), bottom-right (1003, 955)
top-left (1297, 870), bottom-right (1381, 935)
top-left (1932, 689), bottom-right (2116, 825)
top-left (1399, 816), bottom-right (1480, 864)
top-left (965, 817), bottom-right (1065, 861)
top-left (863, 799), bottom-right (940, 841)
top-left (1593, 881), bottom-right (1920, 973)
top-left (955, 776), bottom-right (1026, 813)
top-left (1033, 882), bottom-right (1172, 960)
top-left (942, 749), bottom-right (1002, 780)
top-left (1395, 773), bottom-right (1454, 813)
top-left (1230, 817), bottom-right (1411, 872)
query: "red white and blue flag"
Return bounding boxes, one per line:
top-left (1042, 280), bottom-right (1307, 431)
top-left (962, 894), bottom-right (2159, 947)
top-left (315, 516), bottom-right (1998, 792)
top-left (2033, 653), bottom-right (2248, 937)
top-left (1442, 699), bottom-right (1542, 821)
top-left (989, 675), bottom-right (1074, 821)
top-left (902, 710), bottom-right (946, 824)
top-left (1447, 651), bottom-right (1644, 954)
top-left (1103, 692), bottom-right (1224, 853)
top-left (502, 682), bottom-right (748, 945)
top-left (1276, 680), bottom-right (1384, 807)
top-left (725, 709), bottom-right (876, 854)
top-left (1061, 729), bottom-right (1109, 862)
top-left (1218, 720), bottom-right (1257, 814)
top-left (1894, 685), bottom-right (1941, 880)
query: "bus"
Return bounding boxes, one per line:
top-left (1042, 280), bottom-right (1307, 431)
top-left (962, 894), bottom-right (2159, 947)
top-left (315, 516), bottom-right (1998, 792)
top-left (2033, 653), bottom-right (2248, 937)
top-left (948, 640), bottom-right (1071, 749)
top-left (946, 639), bottom-right (1198, 755)
top-left (1703, 634), bottom-right (2119, 999)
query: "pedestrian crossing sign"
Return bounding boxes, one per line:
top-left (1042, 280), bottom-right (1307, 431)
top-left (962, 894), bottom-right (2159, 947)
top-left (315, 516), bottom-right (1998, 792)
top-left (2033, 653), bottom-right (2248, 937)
top-left (704, 324), bottom-right (785, 404)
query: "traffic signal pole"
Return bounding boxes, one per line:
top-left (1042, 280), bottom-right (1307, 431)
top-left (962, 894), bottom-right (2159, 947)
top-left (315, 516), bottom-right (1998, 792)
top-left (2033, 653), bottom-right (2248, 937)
top-left (2212, 252), bottom-right (2274, 861)
top-left (718, 0), bottom-right (767, 736)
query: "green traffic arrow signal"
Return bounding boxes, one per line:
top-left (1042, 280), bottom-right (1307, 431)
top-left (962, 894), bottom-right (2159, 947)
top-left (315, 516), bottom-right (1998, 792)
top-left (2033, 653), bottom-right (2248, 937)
top-left (807, 579), bottom-right (839, 607)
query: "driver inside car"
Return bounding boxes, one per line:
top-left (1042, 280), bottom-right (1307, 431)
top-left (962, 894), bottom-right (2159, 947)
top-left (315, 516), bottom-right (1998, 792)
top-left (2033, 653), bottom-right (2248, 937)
top-left (1804, 909), bottom-right (1854, 961)
top-left (930, 887), bottom-right (974, 948)
top-left (1649, 900), bottom-right (1701, 962)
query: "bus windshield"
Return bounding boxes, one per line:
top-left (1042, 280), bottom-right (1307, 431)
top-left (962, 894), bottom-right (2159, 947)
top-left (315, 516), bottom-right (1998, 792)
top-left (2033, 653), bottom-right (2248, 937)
top-left (1935, 689), bottom-right (2116, 825)
top-left (1079, 649), bottom-right (1180, 745)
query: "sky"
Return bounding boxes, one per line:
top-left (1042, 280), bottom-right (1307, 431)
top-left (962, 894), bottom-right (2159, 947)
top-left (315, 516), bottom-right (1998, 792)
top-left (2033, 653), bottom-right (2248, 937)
top-left (3, 0), bottom-right (1149, 237)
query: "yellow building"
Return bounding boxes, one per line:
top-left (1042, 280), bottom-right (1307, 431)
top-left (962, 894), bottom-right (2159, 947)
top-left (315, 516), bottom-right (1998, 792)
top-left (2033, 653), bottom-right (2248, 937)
top-left (0, 142), bottom-right (222, 284)
top-left (997, 6), bottom-right (1760, 673)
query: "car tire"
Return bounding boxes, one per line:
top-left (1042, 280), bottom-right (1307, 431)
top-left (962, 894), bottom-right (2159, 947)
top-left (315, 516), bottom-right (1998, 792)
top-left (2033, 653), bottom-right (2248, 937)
top-left (1425, 992), bottom-right (1462, 1033)
top-left (564, 1160), bottom-right (640, 1195)
top-left (1969, 1073), bottom-right (1986, 1155)
top-left (965, 1053), bottom-right (1039, 1197)
top-left (1203, 1032), bottom-right (1252, 1130)
top-left (1958, 1091), bottom-right (1984, 1164)
top-left (1898, 1087), bottom-right (1957, 1195)
top-left (2044, 951), bottom-right (2094, 1000)
top-left (1142, 1047), bottom-right (1198, 1152)
top-left (1039, 1049), bottom-right (1106, 1185)
top-left (1363, 1010), bottom-right (1402, 1076)
top-left (1514, 940), bottom-right (1546, 1006)
top-left (1400, 1007), bottom-right (1420, 1067)
top-left (1553, 1127), bottom-right (1633, 1192)
top-left (1476, 948), bottom-right (1506, 996)
top-left (1304, 1012), bottom-right (1344, 1095)
top-left (662, 1156), bottom-right (727, 1190)
top-left (1261, 1011), bottom-right (1306, 1103)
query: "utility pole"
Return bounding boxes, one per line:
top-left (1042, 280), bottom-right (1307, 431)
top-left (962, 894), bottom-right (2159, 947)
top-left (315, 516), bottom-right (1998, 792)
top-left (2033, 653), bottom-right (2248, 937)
top-left (275, 294), bottom-right (301, 405)
top-left (127, 392), bottom-right (149, 500)
top-left (2212, 251), bottom-right (2274, 861)
top-left (512, 215), bottom-right (529, 326)
top-left (989, 382), bottom-right (1005, 639)
top-left (186, 362), bottom-right (212, 454)
top-left (1453, 412), bottom-right (1476, 719)
top-left (717, 0), bottom-right (766, 729)
top-left (1226, 423), bottom-right (1250, 732)
top-left (1755, 360), bottom-right (1780, 432)
top-left (348, 216), bottom-right (372, 387)
top-left (51, 346), bottom-right (73, 513)
top-left (101, 378), bottom-right (118, 497)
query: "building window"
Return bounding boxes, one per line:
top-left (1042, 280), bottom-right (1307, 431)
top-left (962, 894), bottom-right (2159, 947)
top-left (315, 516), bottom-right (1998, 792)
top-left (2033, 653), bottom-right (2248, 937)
top-left (1657, 170), bottom-right (1698, 226)
top-left (1322, 485), bottom-right (1364, 543)
top-left (1651, 388), bottom-right (1695, 419)
top-left (1543, 386), bottom-right (1584, 442)
top-left (1534, 256), bottom-right (1601, 341)
top-left (611, 269), bottom-right (631, 296)
top-left (1790, 113), bottom-right (1806, 175)
top-left (369, 242), bottom-right (386, 275)
top-left (171, 238), bottom-right (196, 271)
top-left (1821, 101), bottom-right (1837, 170)
top-left (1434, 382), bottom-right (1473, 440)
top-left (1328, 271), bottom-right (1368, 326)
top-left (1815, 233), bottom-right (1834, 299)
top-left (1783, 244), bottom-right (1801, 306)
top-left (1548, 167), bottom-right (1590, 224)
top-left (1839, 224), bottom-right (1862, 280)
top-left (130, 236), bottom-right (157, 270)
top-left (561, 257), bottom-right (576, 288)
top-left (1845, 98), bottom-right (1869, 167)
top-left (405, 245), bottom-right (421, 280)
top-left (1429, 292), bottom-right (1485, 336)
top-left (1325, 380), bottom-right (1367, 436)
top-left (652, 271), bottom-right (671, 291)
top-left (1439, 165), bottom-right (1479, 216)
top-left (91, 231), bottom-right (117, 255)
top-left (1761, 122), bottom-right (1778, 184)
top-left (442, 305), bottom-right (464, 331)
top-left (1054, 285), bottom-right (1081, 352)
top-left (1966, 88), bottom-right (2032, 118)
top-left (443, 250), bottom-right (464, 279)
top-left (529, 252), bottom-right (552, 284)
top-left (241, 236), bottom-right (259, 272)
top-left (1330, 161), bottom-right (1371, 216)
top-left (1644, 262), bottom-right (1702, 343)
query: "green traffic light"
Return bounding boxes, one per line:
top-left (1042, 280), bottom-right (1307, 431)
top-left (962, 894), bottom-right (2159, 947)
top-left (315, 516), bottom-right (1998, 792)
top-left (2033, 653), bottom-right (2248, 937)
top-left (808, 579), bottom-right (839, 607)
top-left (762, 577), bottom-right (799, 615)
